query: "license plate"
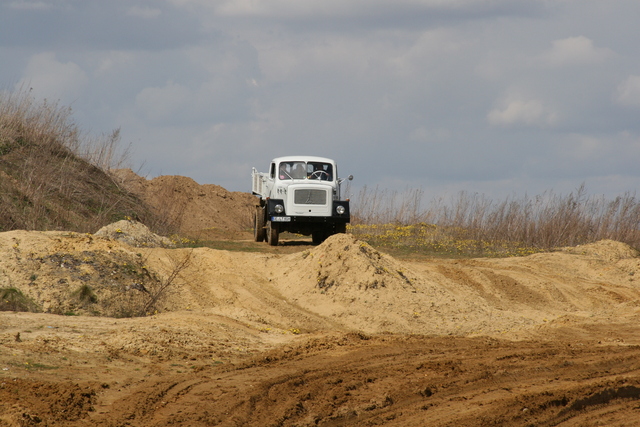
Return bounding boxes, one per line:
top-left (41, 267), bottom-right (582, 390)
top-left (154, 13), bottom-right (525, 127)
top-left (271, 216), bottom-right (291, 222)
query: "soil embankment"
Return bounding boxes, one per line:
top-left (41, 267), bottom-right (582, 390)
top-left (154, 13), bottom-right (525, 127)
top-left (110, 169), bottom-right (256, 239)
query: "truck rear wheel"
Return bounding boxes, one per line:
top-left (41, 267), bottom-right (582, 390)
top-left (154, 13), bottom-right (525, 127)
top-left (267, 221), bottom-right (279, 246)
top-left (254, 206), bottom-right (266, 242)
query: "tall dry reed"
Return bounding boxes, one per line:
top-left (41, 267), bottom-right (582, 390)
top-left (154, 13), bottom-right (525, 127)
top-left (351, 184), bottom-right (640, 253)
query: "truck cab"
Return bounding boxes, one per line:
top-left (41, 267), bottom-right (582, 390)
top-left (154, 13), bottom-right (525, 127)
top-left (252, 156), bottom-right (352, 245)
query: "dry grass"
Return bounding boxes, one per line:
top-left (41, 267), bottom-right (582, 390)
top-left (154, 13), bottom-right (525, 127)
top-left (102, 249), bottom-right (194, 318)
top-left (350, 184), bottom-right (640, 257)
top-left (0, 87), bottom-right (155, 233)
top-left (0, 287), bottom-right (40, 312)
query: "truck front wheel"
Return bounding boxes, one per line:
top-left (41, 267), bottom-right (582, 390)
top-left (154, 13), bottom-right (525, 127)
top-left (254, 206), bottom-right (266, 242)
top-left (267, 221), bottom-right (279, 246)
top-left (312, 229), bottom-right (327, 245)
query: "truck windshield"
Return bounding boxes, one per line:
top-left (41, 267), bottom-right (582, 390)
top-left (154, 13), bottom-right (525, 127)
top-left (278, 161), bottom-right (333, 181)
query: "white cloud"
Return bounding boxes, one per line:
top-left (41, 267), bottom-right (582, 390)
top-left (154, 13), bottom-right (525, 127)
top-left (539, 36), bottom-right (611, 66)
top-left (134, 82), bottom-right (191, 122)
top-left (616, 75), bottom-right (640, 107)
top-left (17, 52), bottom-right (88, 102)
top-left (560, 134), bottom-right (602, 162)
top-left (410, 126), bottom-right (451, 142)
top-left (170, 0), bottom-right (538, 23)
top-left (5, 1), bottom-right (52, 11)
top-left (94, 51), bottom-right (137, 76)
top-left (126, 6), bottom-right (162, 19)
top-left (213, 0), bottom-right (386, 17)
top-left (487, 98), bottom-right (559, 127)
top-left (554, 132), bottom-right (640, 178)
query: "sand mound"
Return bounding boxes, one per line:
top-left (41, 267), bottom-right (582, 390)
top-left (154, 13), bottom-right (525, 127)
top-left (296, 233), bottom-right (418, 292)
top-left (261, 234), bottom-right (640, 337)
top-left (560, 239), bottom-right (639, 261)
top-left (110, 169), bottom-right (256, 237)
top-left (268, 234), bottom-right (494, 335)
top-left (0, 230), bottom-right (176, 317)
top-left (94, 219), bottom-right (173, 248)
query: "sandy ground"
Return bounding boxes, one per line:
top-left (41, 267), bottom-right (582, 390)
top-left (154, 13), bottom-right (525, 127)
top-left (2, 225), bottom-right (640, 426)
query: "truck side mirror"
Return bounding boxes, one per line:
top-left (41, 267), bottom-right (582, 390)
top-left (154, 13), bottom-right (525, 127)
top-left (338, 175), bottom-right (353, 184)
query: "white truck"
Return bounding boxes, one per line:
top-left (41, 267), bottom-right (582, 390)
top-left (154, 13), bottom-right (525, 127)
top-left (251, 156), bottom-right (353, 246)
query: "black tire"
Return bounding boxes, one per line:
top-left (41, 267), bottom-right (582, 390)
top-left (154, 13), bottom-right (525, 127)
top-left (254, 206), bottom-right (266, 242)
top-left (267, 221), bottom-right (279, 246)
top-left (312, 229), bottom-right (326, 245)
top-left (335, 222), bottom-right (347, 234)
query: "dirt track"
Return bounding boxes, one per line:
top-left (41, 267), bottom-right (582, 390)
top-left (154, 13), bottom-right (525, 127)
top-left (2, 230), bottom-right (640, 426)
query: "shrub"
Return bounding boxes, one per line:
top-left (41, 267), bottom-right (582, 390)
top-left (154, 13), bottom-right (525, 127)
top-left (71, 284), bottom-right (98, 306)
top-left (0, 288), bottom-right (40, 312)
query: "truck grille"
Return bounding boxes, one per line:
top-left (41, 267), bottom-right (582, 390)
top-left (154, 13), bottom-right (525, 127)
top-left (294, 189), bottom-right (327, 205)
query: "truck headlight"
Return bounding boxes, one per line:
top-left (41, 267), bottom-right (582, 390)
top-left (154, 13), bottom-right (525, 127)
top-left (336, 205), bottom-right (346, 215)
top-left (274, 204), bottom-right (284, 214)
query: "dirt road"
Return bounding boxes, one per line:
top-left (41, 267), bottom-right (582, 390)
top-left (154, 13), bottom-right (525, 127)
top-left (2, 231), bottom-right (640, 426)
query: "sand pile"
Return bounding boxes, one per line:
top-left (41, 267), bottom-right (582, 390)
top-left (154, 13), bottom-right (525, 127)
top-left (0, 229), bottom-right (169, 317)
top-left (266, 234), bottom-right (640, 337)
top-left (560, 239), bottom-right (640, 261)
top-left (95, 219), bottom-right (173, 248)
top-left (268, 234), bottom-right (495, 335)
top-left (110, 169), bottom-right (256, 237)
top-left (295, 233), bottom-right (420, 292)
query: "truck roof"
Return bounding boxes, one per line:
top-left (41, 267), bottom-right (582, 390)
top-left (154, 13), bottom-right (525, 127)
top-left (271, 156), bottom-right (336, 164)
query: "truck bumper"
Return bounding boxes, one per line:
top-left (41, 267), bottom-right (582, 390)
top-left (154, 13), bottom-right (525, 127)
top-left (267, 199), bottom-right (350, 223)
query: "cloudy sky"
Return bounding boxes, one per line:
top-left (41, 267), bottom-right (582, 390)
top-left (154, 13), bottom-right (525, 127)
top-left (2, 0), bottom-right (640, 201)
